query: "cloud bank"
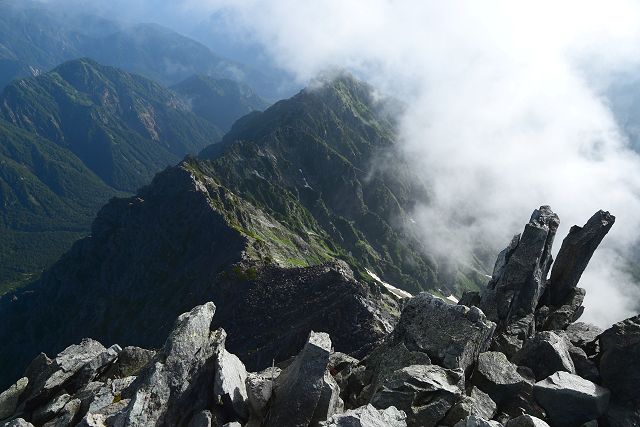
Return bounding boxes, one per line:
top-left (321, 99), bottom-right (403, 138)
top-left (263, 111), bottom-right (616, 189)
top-left (43, 0), bottom-right (640, 326)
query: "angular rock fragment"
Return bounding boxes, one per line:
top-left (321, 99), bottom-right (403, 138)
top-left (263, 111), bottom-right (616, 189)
top-left (31, 392), bottom-right (70, 425)
top-left (505, 414), bottom-right (549, 427)
top-left (86, 377), bottom-right (135, 414)
top-left (42, 398), bottom-right (81, 427)
top-left (22, 339), bottom-right (107, 411)
top-left (389, 293), bottom-right (495, 374)
top-left (69, 345), bottom-right (121, 391)
top-left (321, 404), bottom-right (407, 427)
top-left (532, 371), bottom-right (610, 427)
top-left (472, 352), bottom-right (527, 404)
top-left (443, 386), bottom-right (496, 425)
top-left (357, 339), bottom-right (431, 403)
top-left (0, 377), bottom-right (28, 420)
top-left (4, 419), bottom-right (35, 427)
top-left (245, 367), bottom-right (280, 421)
top-left (121, 302), bottom-right (222, 426)
top-left (512, 332), bottom-right (575, 381)
top-left (453, 414), bottom-right (503, 427)
top-left (312, 372), bottom-right (344, 425)
top-left (264, 331), bottom-right (339, 427)
top-left (214, 336), bottom-right (249, 421)
top-left (328, 352), bottom-right (358, 376)
top-left (370, 364), bottom-right (464, 427)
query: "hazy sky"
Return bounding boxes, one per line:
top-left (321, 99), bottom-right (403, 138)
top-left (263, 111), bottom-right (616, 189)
top-left (45, 0), bottom-right (640, 326)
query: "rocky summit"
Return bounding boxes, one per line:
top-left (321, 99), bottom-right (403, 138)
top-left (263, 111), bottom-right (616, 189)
top-left (1, 205), bottom-right (638, 427)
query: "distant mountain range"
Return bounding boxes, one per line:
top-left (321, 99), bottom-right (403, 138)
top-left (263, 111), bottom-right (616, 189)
top-left (0, 58), bottom-right (267, 293)
top-left (0, 1), bottom-right (285, 99)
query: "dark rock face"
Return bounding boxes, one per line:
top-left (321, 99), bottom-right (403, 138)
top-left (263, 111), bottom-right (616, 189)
top-left (599, 314), bottom-right (640, 404)
top-left (543, 210), bottom-right (615, 307)
top-left (532, 371), bottom-right (610, 427)
top-left (216, 261), bottom-right (399, 372)
top-left (603, 401), bottom-right (640, 427)
top-left (512, 332), bottom-right (575, 381)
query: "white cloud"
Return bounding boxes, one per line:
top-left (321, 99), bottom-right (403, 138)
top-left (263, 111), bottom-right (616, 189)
top-left (202, 0), bottom-right (640, 327)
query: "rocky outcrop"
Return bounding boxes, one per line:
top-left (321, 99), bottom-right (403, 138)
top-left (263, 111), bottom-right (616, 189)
top-left (478, 207), bottom-right (614, 357)
top-left (479, 207), bottom-right (559, 339)
top-left (372, 293), bottom-right (495, 374)
top-left (121, 303), bottom-right (222, 426)
top-left (1, 205), bottom-right (633, 427)
top-left (264, 332), bottom-right (341, 427)
top-left (563, 322), bottom-right (602, 351)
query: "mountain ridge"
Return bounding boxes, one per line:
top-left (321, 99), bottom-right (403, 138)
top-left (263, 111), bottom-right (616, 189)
top-left (0, 74), bottom-right (467, 390)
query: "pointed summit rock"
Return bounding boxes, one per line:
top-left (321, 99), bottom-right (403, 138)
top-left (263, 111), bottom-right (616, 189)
top-left (543, 210), bottom-right (615, 307)
top-left (479, 206), bottom-right (559, 351)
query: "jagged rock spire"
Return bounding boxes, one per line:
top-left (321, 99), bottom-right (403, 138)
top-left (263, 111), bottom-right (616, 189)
top-left (542, 210), bottom-right (615, 307)
top-left (478, 206), bottom-right (615, 355)
top-left (479, 206), bottom-right (559, 338)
